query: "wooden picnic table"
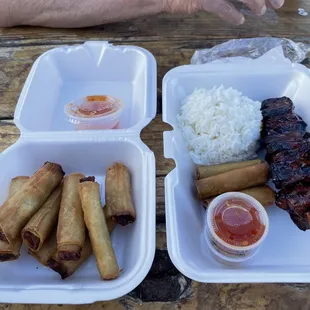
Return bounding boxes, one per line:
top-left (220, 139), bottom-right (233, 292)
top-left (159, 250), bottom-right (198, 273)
top-left (0, 1), bottom-right (310, 309)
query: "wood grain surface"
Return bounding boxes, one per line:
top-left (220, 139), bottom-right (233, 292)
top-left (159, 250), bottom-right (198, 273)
top-left (0, 0), bottom-right (309, 308)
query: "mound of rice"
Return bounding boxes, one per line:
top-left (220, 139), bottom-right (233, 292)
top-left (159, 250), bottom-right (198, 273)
top-left (177, 86), bottom-right (262, 165)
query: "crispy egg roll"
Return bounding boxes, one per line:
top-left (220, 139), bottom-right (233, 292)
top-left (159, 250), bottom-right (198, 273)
top-left (0, 239), bottom-right (23, 262)
top-left (0, 162), bottom-right (64, 244)
top-left (48, 209), bottom-right (116, 280)
top-left (0, 177), bottom-right (29, 262)
top-left (57, 173), bottom-right (86, 261)
top-left (203, 185), bottom-right (275, 208)
top-left (105, 163), bottom-right (136, 226)
top-left (0, 177), bottom-right (30, 226)
top-left (28, 230), bottom-right (57, 266)
top-left (48, 236), bottom-right (93, 279)
top-left (196, 159), bottom-right (262, 180)
top-left (9, 176), bottom-right (30, 196)
top-left (79, 178), bottom-right (120, 280)
top-left (195, 162), bottom-right (269, 200)
top-left (22, 185), bottom-right (62, 252)
top-left (104, 207), bottom-right (117, 233)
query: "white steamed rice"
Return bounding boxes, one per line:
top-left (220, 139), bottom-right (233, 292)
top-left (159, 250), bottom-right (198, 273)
top-left (177, 86), bottom-right (262, 165)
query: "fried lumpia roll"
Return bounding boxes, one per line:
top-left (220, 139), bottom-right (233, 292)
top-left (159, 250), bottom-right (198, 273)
top-left (9, 176), bottom-right (30, 196)
top-left (0, 239), bottom-right (23, 262)
top-left (196, 159), bottom-right (262, 180)
top-left (195, 162), bottom-right (269, 200)
top-left (57, 173), bottom-right (86, 261)
top-left (48, 236), bottom-right (93, 280)
top-left (0, 177), bottom-right (29, 262)
top-left (104, 207), bottom-right (117, 233)
top-left (28, 229), bottom-right (57, 266)
top-left (203, 185), bottom-right (275, 208)
top-left (79, 178), bottom-right (120, 280)
top-left (238, 185), bottom-right (275, 206)
top-left (22, 185), bottom-right (62, 252)
top-left (48, 210), bottom-right (116, 280)
top-left (0, 162), bottom-right (64, 244)
top-left (0, 177), bottom-right (29, 261)
top-left (105, 163), bottom-right (136, 226)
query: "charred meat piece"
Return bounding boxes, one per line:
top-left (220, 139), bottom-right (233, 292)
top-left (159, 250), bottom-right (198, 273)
top-left (270, 160), bottom-right (310, 189)
top-left (276, 182), bottom-right (310, 211)
top-left (263, 113), bottom-right (304, 130)
top-left (262, 121), bottom-right (307, 144)
top-left (266, 139), bottom-right (304, 156)
top-left (264, 132), bottom-right (306, 145)
top-left (262, 96), bottom-right (310, 230)
top-left (304, 132), bottom-right (310, 139)
top-left (269, 141), bottom-right (310, 163)
top-left (276, 182), bottom-right (310, 231)
top-left (269, 149), bottom-right (300, 163)
top-left (261, 97), bottom-right (294, 118)
top-left (289, 213), bottom-right (310, 231)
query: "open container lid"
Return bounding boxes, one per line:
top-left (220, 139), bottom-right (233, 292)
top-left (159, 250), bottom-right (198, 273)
top-left (14, 41), bottom-right (157, 135)
top-left (0, 41), bottom-right (157, 304)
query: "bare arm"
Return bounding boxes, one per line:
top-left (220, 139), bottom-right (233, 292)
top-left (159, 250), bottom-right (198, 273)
top-left (0, 0), bottom-right (284, 28)
top-left (0, 0), bottom-right (163, 28)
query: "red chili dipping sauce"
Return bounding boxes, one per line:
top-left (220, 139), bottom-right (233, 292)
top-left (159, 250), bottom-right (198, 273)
top-left (213, 198), bottom-right (266, 247)
top-left (75, 96), bottom-right (118, 117)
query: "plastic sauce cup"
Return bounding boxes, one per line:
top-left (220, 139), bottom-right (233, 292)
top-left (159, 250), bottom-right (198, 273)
top-left (64, 95), bottom-right (124, 130)
top-left (204, 192), bottom-right (269, 266)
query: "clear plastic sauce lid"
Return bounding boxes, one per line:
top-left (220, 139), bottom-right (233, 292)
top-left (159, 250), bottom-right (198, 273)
top-left (212, 198), bottom-right (265, 247)
top-left (65, 95), bottom-right (123, 119)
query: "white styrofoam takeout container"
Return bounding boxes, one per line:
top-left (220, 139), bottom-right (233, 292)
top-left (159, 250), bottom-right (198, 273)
top-left (163, 47), bottom-right (310, 283)
top-left (0, 41), bottom-right (157, 304)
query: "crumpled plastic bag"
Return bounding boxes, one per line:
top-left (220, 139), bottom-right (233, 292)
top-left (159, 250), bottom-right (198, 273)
top-left (191, 38), bottom-right (310, 65)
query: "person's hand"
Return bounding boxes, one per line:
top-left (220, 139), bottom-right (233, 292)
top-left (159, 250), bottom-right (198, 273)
top-left (163, 0), bottom-right (285, 25)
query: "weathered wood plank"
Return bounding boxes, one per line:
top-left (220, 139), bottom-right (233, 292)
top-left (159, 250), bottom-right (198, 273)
top-left (0, 120), bottom-right (19, 151)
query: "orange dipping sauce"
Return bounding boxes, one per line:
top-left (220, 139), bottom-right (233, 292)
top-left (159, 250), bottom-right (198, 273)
top-left (65, 95), bottom-right (124, 130)
top-left (213, 198), bottom-right (265, 247)
top-left (73, 96), bottom-right (118, 118)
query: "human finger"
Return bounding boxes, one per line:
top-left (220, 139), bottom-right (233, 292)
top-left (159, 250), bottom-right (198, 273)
top-left (267, 0), bottom-right (284, 9)
top-left (238, 0), bottom-right (266, 16)
top-left (202, 0), bottom-right (245, 25)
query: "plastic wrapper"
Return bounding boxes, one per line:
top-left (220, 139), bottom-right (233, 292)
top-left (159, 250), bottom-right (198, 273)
top-left (191, 38), bottom-right (310, 65)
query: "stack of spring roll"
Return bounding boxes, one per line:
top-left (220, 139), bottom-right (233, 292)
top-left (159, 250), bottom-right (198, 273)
top-left (194, 159), bottom-right (276, 207)
top-left (0, 161), bottom-right (136, 281)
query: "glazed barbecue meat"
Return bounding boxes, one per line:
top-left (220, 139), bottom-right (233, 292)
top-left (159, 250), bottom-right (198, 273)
top-left (266, 139), bottom-right (304, 157)
top-left (263, 113), bottom-right (306, 131)
top-left (263, 127), bottom-right (307, 145)
top-left (262, 96), bottom-right (310, 231)
top-left (269, 141), bottom-right (310, 163)
top-left (270, 149), bottom-right (300, 163)
top-left (262, 119), bottom-right (307, 144)
top-left (289, 213), bottom-right (310, 231)
top-left (261, 100), bottom-right (307, 144)
top-left (276, 182), bottom-right (310, 231)
top-left (270, 160), bottom-right (310, 189)
top-left (261, 97), bottom-right (294, 118)
top-left (276, 182), bottom-right (310, 212)
top-left (304, 132), bottom-right (310, 139)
